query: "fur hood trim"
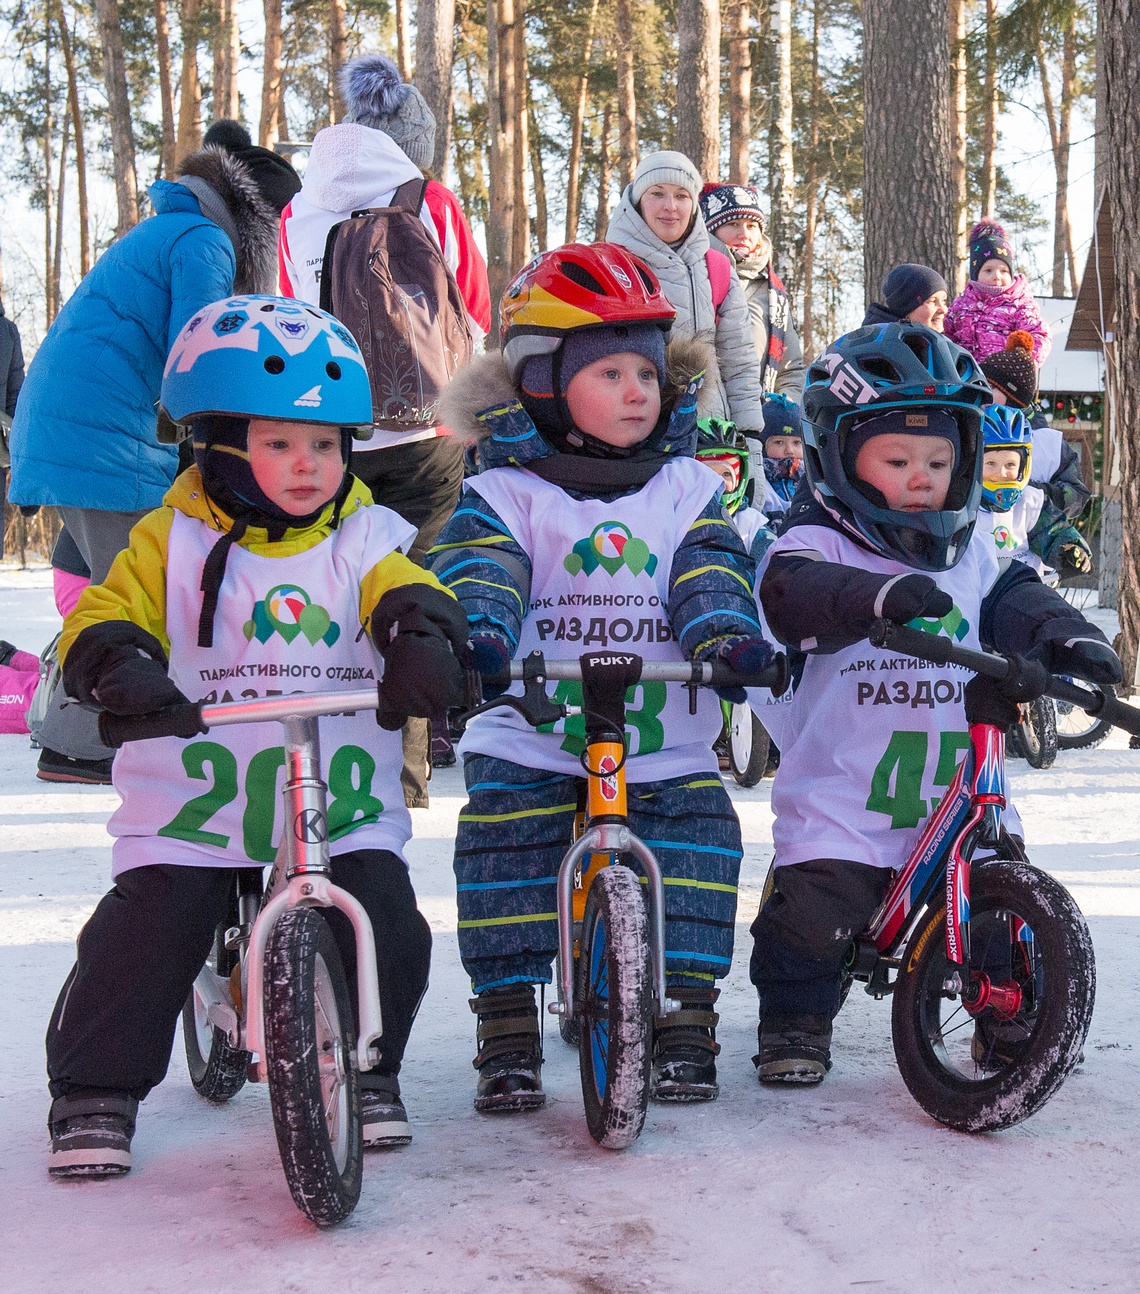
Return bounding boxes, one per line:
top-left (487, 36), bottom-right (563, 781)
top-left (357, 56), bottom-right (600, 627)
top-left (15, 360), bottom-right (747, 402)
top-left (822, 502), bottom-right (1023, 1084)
top-left (176, 146), bottom-right (279, 294)
top-left (442, 335), bottom-right (717, 442)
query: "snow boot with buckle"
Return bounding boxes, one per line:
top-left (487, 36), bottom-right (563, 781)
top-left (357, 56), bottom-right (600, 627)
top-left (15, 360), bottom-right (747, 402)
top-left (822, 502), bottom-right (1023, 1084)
top-left (755, 1013), bottom-right (833, 1084)
top-left (651, 987), bottom-right (721, 1102)
top-left (48, 1092), bottom-right (138, 1178)
top-left (471, 984), bottom-right (545, 1113)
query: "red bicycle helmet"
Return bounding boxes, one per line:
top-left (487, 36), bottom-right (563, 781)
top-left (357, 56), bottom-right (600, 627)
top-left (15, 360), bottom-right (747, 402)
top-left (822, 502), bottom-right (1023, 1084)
top-left (500, 242), bottom-right (676, 383)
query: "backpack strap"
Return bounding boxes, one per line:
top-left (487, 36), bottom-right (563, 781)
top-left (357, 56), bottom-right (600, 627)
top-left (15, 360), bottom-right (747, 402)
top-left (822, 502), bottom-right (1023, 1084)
top-left (391, 177), bottom-right (429, 214)
top-left (705, 247), bottom-right (732, 324)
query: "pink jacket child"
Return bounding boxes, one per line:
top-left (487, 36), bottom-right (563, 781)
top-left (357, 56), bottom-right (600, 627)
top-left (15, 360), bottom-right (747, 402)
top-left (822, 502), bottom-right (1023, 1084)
top-left (945, 220), bottom-right (1052, 366)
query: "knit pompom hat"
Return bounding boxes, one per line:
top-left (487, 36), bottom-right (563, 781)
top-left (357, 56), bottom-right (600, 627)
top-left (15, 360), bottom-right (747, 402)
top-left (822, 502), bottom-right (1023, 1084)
top-left (201, 119), bottom-right (302, 213)
top-left (969, 220), bottom-right (1015, 280)
top-left (631, 152), bottom-right (703, 208)
top-left (980, 331), bottom-right (1038, 408)
top-left (699, 182), bottom-right (766, 234)
top-left (339, 54), bottom-right (436, 169)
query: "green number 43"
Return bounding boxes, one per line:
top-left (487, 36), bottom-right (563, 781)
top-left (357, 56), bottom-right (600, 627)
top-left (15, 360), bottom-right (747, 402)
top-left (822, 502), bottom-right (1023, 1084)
top-left (865, 729), bottom-right (971, 830)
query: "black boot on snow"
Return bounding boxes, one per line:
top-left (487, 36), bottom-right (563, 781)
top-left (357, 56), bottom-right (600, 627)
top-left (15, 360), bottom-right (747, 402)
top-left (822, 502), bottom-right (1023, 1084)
top-left (471, 985), bottom-right (545, 1113)
top-left (360, 1072), bottom-right (412, 1148)
top-left (651, 987), bottom-right (721, 1103)
top-left (755, 1013), bottom-right (833, 1084)
top-left (48, 1092), bottom-right (138, 1178)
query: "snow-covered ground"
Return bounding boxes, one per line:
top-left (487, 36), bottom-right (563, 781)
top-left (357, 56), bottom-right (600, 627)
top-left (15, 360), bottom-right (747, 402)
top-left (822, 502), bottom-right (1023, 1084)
top-left (2, 563), bottom-right (1139, 1292)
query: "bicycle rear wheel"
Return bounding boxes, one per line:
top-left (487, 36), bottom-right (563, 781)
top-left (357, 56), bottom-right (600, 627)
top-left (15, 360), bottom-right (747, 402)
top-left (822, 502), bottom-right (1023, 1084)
top-left (891, 859), bottom-right (1094, 1132)
top-left (265, 907), bottom-right (362, 1226)
top-left (577, 865), bottom-right (652, 1149)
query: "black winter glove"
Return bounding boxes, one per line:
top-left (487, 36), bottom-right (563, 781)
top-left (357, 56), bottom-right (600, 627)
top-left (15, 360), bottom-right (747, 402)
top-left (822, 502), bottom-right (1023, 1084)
top-left (878, 573), bottom-right (954, 625)
top-left (64, 622), bottom-right (189, 716)
top-left (964, 655), bottom-right (1050, 729)
top-left (1028, 633), bottom-right (1122, 687)
top-left (371, 584), bottom-right (469, 732)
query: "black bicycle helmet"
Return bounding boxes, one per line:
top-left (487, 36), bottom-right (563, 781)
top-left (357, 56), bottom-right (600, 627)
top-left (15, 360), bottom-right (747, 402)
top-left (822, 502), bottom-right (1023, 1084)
top-left (801, 322), bottom-right (991, 571)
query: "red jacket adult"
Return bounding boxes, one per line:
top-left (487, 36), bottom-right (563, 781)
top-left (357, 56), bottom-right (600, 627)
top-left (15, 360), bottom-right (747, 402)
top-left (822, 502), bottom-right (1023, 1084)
top-left (278, 122), bottom-right (491, 445)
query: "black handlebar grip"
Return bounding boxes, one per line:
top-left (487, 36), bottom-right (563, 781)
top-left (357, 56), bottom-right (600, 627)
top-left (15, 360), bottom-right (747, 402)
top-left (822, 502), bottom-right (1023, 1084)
top-left (705, 653), bottom-right (791, 697)
top-left (869, 619), bottom-right (1009, 680)
top-left (98, 702), bottom-right (208, 748)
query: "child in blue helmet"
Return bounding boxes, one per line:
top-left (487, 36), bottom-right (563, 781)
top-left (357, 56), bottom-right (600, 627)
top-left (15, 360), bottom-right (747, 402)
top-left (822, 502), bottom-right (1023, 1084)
top-left (757, 393), bottom-right (805, 526)
top-left (981, 405), bottom-right (1092, 578)
top-left (748, 322), bottom-right (1119, 1083)
top-left (45, 296), bottom-right (468, 1178)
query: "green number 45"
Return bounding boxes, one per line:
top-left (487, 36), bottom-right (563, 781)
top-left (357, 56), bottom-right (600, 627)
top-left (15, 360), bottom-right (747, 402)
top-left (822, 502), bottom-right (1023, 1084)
top-left (865, 729), bottom-right (971, 830)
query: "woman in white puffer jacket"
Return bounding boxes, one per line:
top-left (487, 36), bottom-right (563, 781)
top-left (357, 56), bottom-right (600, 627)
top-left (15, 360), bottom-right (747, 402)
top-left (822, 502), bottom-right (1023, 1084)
top-left (606, 151), bottom-right (765, 435)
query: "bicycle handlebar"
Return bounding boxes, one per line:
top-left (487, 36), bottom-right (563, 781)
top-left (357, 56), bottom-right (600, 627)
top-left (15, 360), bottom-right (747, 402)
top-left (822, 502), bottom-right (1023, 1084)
top-left (506, 655), bottom-right (790, 693)
top-left (97, 686), bottom-right (383, 748)
top-left (868, 618), bottom-right (1140, 738)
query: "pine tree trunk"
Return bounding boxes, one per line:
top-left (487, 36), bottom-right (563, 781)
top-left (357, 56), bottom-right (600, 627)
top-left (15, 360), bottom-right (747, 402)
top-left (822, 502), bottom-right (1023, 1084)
top-left (154, 0), bottom-right (177, 176)
top-left (53, 106), bottom-right (69, 319)
top-left (981, 0), bottom-right (998, 219)
top-left (1103, 0), bottom-right (1140, 688)
top-left (93, 0), bottom-right (139, 235)
top-left (595, 98), bottom-right (613, 238)
top-left (486, 0), bottom-right (517, 322)
top-left (676, 0), bottom-right (720, 177)
top-left (58, 4), bottom-right (90, 275)
top-left (862, 0), bottom-right (956, 303)
top-left (395, 0), bottom-right (413, 80)
top-left (213, 0), bottom-right (239, 120)
top-left (802, 0), bottom-right (820, 357)
top-left (260, 0), bottom-right (284, 147)
top-left (949, 0), bottom-right (968, 291)
top-left (177, 0), bottom-right (203, 157)
top-left (512, 5), bottom-right (531, 265)
top-left (616, 0), bottom-right (638, 188)
top-left (1058, 19), bottom-right (1077, 294)
top-left (414, 0), bottom-right (456, 179)
top-left (768, 0), bottom-right (794, 279)
top-left (43, 10), bottom-right (54, 323)
top-left (529, 98), bottom-right (548, 251)
top-left (329, 0), bottom-right (347, 121)
top-left (727, 0), bottom-right (752, 185)
top-left (564, 0), bottom-right (598, 243)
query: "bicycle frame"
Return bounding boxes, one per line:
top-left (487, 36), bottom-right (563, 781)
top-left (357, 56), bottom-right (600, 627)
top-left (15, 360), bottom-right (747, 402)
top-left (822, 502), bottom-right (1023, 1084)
top-left (183, 688), bottom-right (387, 1080)
top-left (868, 721), bottom-right (1006, 972)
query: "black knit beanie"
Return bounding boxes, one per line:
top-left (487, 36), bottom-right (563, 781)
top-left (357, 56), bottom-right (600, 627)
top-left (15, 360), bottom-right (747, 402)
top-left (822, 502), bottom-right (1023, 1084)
top-left (842, 408), bottom-right (961, 478)
top-left (202, 120), bottom-right (302, 213)
top-left (881, 264), bottom-right (948, 318)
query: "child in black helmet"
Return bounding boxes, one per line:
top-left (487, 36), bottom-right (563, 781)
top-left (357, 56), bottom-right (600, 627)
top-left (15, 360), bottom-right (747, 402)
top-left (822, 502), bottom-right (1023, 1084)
top-left (748, 321), bottom-right (1119, 1083)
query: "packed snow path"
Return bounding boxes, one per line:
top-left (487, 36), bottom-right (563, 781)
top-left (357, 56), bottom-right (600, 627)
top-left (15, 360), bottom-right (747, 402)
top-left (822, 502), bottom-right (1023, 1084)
top-left (2, 565), bottom-right (1138, 1291)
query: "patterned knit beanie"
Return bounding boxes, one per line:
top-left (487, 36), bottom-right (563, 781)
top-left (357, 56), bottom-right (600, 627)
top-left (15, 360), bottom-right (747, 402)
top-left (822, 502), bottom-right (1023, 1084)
top-left (699, 183), bottom-right (766, 235)
top-left (979, 331), bottom-right (1038, 408)
top-left (969, 220), bottom-right (1015, 280)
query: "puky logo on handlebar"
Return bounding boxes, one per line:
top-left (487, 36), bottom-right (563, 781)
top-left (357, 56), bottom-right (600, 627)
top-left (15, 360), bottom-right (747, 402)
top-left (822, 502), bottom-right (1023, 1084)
top-left (243, 584), bottom-right (342, 647)
top-left (563, 522), bottom-right (659, 578)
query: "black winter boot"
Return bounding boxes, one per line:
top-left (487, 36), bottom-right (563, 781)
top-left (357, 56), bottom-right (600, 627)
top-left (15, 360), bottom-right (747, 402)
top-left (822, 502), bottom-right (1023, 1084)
top-left (755, 1013), bottom-right (833, 1084)
top-left (651, 987), bottom-right (721, 1103)
top-left (48, 1092), bottom-right (138, 1177)
top-left (470, 985), bottom-right (545, 1113)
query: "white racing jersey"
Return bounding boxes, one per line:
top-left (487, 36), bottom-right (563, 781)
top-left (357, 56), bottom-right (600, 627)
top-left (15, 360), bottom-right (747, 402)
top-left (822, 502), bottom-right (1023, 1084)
top-left (459, 459), bottom-right (725, 781)
top-left (987, 485), bottom-right (1047, 576)
top-left (109, 506), bottom-right (414, 876)
top-left (754, 521), bottom-right (1018, 871)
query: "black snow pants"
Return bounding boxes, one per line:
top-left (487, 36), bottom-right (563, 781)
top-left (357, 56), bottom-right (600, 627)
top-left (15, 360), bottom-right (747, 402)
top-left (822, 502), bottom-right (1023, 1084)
top-left (749, 858), bottom-right (893, 1019)
top-left (47, 849), bottom-right (432, 1102)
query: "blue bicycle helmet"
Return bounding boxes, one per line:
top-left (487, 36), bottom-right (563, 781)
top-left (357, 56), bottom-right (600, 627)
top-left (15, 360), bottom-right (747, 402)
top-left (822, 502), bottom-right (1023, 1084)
top-left (980, 404), bottom-right (1033, 512)
top-left (160, 295), bottom-right (373, 435)
top-left (801, 321), bottom-right (991, 571)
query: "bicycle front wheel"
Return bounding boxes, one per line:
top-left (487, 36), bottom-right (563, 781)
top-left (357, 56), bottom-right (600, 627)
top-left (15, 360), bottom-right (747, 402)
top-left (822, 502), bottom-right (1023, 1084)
top-left (728, 703), bottom-right (770, 788)
top-left (265, 907), bottom-right (363, 1226)
top-left (1020, 697), bottom-right (1058, 770)
top-left (1056, 683), bottom-right (1116, 750)
top-left (578, 865), bottom-right (652, 1150)
top-left (182, 901), bottom-right (249, 1103)
top-left (891, 860), bottom-right (1094, 1132)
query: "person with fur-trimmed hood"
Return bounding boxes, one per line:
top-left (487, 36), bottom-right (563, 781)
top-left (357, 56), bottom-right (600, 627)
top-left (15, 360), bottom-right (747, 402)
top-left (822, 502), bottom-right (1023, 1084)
top-left (428, 244), bottom-right (776, 1114)
top-left (8, 142), bottom-right (291, 785)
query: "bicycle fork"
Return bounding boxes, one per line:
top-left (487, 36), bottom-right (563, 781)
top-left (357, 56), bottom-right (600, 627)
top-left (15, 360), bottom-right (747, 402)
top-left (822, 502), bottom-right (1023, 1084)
top-left (214, 711), bottom-right (385, 1079)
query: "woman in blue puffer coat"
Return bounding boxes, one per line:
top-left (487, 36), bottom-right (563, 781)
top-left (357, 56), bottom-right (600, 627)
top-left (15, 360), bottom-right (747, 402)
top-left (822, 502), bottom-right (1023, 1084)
top-left (8, 140), bottom-right (292, 783)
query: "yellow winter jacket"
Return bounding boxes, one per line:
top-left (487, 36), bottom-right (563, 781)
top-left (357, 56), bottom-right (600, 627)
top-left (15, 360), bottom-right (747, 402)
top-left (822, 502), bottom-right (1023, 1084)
top-left (59, 466), bottom-right (448, 666)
